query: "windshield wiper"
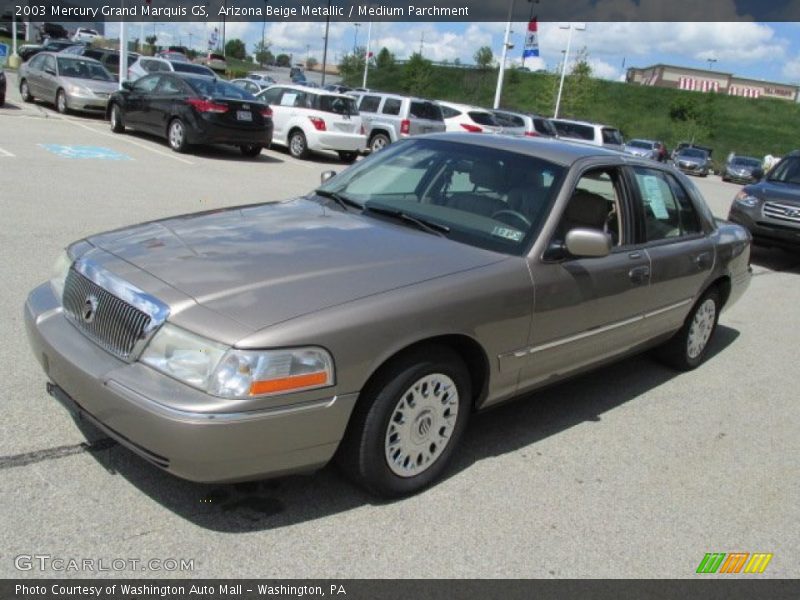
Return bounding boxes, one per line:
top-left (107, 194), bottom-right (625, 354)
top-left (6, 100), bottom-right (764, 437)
top-left (365, 205), bottom-right (450, 237)
top-left (314, 189), bottom-right (363, 212)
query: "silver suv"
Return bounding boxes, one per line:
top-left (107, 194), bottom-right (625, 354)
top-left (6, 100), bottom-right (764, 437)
top-left (353, 92), bottom-right (446, 153)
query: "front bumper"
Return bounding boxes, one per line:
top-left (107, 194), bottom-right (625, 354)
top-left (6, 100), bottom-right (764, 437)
top-left (66, 92), bottom-right (109, 112)
top-left (24, 282), bottom-right (357, 483)
top-left (728, 205), bottom-right (800, 249)
top-left (676, 162), bottom-right (708, 176)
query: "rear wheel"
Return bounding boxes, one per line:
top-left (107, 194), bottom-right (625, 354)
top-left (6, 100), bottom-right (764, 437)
top-left (239, 144), bottom-right (262, 157)
top-left (20, 80), bottom-right (33, 103)
top-left (56, 89), bottom-right (69, 114)
top-left (336, 346), bottom-right (471, 498)
top-left (167, 118), bottom-right (189, 153)
top-left (338, 151), bottom-right (358, 164)
top-left (655, 288), bottom-right (721, 371)
top-left (369, 133), bottom-right (391, 153)
top-left (109, 104), bottom-right (125, 133)
top-left (288, 129), bottom-right (309, 159)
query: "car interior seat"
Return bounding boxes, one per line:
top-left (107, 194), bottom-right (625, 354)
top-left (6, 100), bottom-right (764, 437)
top-left (445, 162), bottom-right (507, 217)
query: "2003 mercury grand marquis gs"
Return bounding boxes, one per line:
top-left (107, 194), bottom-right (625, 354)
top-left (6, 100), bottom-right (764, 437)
top-left (25, 134), bottom-right (752, 497)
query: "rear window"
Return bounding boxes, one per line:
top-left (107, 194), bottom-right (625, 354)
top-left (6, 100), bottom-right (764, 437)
top-left (186, 78), bottom-right (257, 100)
top-left (602, 128), bottom-right (624, 145)
top-left (172, 62), bottom-right (215, 76)
top-left (468, 111), bottom-right (499, 127)
top-left (409, 101), bottom-right (443, 121)
top-left (317, 95), bottom-right (359, 116)
top-left (359, 95), bottom-right (381, 113)
top-left (552, 121), bottom-right (594, 140)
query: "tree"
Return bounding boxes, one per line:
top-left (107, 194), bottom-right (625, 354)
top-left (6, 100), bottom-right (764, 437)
top-left (338, 46), bottom-right (366, 83)
top-left (668, 93), bottom-right (716, 143)
top-left (474, 46), bottom-right (493, 69)
top-left (145, 35), bottom-right (157, 56)
top-left (275, 53), bottom-right (291, 67)
top-left (306, 56), bottom-right (318, 70)
top-left (375, 47), bottom-right (396, 69)
top-left (402, 52), bottom-right (434, 96)
top-left (225, 38), bottom-right (246, 60)
top-left (253, 40), bottom-right (273, 66)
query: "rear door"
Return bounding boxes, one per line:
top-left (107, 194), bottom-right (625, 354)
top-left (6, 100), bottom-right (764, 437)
top-left (25, 54), bottom-right (47, 97)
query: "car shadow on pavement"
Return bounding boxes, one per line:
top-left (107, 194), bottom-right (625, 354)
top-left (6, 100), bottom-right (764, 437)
top-left (78, 326), bottom-right (740, 533)
top-left (749, 245), bottom-right (800, 274)
top-left (0, 101), bottom-right (23, 111)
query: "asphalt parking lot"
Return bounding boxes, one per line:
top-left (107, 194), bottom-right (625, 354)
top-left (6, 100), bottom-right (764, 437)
top-left (1, 82), bottom-right (798, 579)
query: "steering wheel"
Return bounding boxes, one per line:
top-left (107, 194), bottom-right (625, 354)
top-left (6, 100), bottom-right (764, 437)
top-left (491, 209), bottom-right (531, 229)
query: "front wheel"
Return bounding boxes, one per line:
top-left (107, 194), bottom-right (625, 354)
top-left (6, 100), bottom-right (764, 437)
top-left (20, 80), bottom-right (33, 103)
top-left (56, 89), bottom-right (69, 114)
top-left (109, 104), bottom-right (125, 133)
top-left (336, 346), bottom-right (471, 498)
top-left (167, 118), bottom-right (189, 153)
top-left (338, 151), bottom-right (358, 164)
top-left (240, 144), bottom-right (262, 157)
top-left (655, 288), bottom-right (720, 371)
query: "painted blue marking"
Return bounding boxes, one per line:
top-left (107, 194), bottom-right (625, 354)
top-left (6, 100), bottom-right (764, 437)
top-left (39, 145), bottom-right (132, 160)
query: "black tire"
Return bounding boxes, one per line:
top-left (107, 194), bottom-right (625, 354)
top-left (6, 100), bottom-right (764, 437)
top-left (336, 346), bottom-right (471, 498)
top-left (369, 133), bottom-right (391, 153)
top-left (288, 129), bottom-right (309, 159)
top-left (109, 103), bottom-right (125, 133)
top-left (56, 89), bottom-right (69, 114)
top-left (240, 144), bottom-right (262, 157)
top-left (338, 151), bottom-right (358, 164)
top-left (655, 288), bottom-right (721, 371)
top-left (0, 93), bottom-right (4, 108)
top-left (167, 118), bottom-right (189, 153)
top-left (20, 80), bottom-right (33, 103)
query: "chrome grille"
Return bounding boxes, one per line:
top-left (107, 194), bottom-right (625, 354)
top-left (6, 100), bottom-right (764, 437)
top-left (763, 201), bottom-right (800, 224)
top-left (63, 269), bottom-right (152, 360)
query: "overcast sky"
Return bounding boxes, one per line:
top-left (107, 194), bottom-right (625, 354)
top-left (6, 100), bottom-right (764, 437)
top-left (105, 21), bottom-right (800, 84)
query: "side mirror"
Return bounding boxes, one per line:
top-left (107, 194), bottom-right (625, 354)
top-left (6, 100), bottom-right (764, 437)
top-left (320, 170), bottom-right (337, 184)
top-left (44, 67), bottom-right (56, 75)
top-left (565, 228), bottom-right (612, 258)
top-left (121, 80), bottom-right (134, 91)
top-left (751, 167), bottom-right (764, 180)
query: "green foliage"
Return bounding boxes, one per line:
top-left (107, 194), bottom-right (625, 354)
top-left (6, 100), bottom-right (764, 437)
top-left (253, 40), bottom-right (272, 66)
top-left (144, 35), bottom-right (157, 55)
top-left (402, 52), bottom-right (434, 96)
top-left (338, 47), bottom-right (366, 81)
top-left (474, 46), bottom-right (493, 69)
top-left (225, 38), bottom-right (246, 60)
top-left (275, 53), bottom-right (291, 67)
top-left (558, 47), bottom-right (599, 118)
top-left (306, 57), bottom-right (318, 70)
top-left (376, 47), bottom-right (396, 69)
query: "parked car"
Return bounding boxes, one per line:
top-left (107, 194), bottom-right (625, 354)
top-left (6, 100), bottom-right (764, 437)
top-left (18, 53), bottom-right (118, 114)
top-left (230, 78), bottom-right (265, 95)
top-left (550, 118), bottom-right (625, 151)
top-left (324, 84), bottom-right (352, 94)
top-left (491, 109), bottom-right (558, 137)
top-left (156, 50), bottom-right (190, 63)
top-left (728, 150), bottom-right (800, 250)
top-left (128, 56), bottom-right (215, 81)
top-left (290, 66), bottom-right (304, 80)
top-left (722, 155), bottom-right (762, 184)
top-left (624, 139), bottom-right (661, 161)
top-left (256, 84), bottom-right (365, 162)
top-left (438, 101), bottom-right (502, 133)
top-left (107, 73), bottom-right (273, 156)
top-left (246, 72), bottom-right (276, 86)
top-left (671, 142), bottom-right (713, 163)
top-left (198, 52), bottom-right (227, 73)
top-left (0, 67), bottom-right (6, 107)
top-left (19, 39), bottom-right (76, 62)
top-left (25, 134), bottom-right (751, 498)
top-left (38, 23), bottom-right (68, 41)
top-left (71, 28), bottom-right (100, 44)
top-left (673, 147), bottom-right (712, 177)
top-left (60, 45), bottom-right (139, 77)
top-left (355, 92), bottom-right (446, 153)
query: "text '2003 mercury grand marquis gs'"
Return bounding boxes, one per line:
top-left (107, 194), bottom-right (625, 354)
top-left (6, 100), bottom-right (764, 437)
top-left (25, 134), bottom-right (752, 498)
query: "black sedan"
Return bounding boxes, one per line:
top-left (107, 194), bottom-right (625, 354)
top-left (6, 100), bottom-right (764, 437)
top-left (107, 73), bottom-right (274, 156)
top-left (0, 67), bottom-right (6, 107)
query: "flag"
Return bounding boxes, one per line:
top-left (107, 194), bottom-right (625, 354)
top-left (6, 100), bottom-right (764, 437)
top-left (523, 17), bottom-right (539, 58)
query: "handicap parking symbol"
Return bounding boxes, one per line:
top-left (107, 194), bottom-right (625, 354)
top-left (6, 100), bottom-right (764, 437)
top-left (39, 144), bottom-right (132, 160)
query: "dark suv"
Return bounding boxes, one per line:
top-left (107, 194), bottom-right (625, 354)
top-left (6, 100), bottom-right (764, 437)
top-left (728, 150), bottom-right (800, 250)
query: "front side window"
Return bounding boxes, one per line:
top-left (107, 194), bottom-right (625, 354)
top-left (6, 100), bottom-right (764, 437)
top-left (632, 167), bottom-right (701, 242)
top-left (767, 155), bottom-right (800, 184)
top-left (258, 86), bottom-right (283, 105)
top-left (382, 98), bottom-right (402, 115)
top-left (359, 95), bottom-right (381, 112)
top-left (56, 58), bottom-right (112, 81)
top-left (317, 139), bottom-right (566, 256)
top-left (133, 74), bottom-right (160, 93)
top-left (554, 169), bottom-right (624, 246)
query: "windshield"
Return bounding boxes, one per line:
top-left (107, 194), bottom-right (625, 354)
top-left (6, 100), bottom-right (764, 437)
top-left (317, 94), bottom-right (359, 115)
top-left (767, 156), bottom-right (800, 183)
top-left (56, 58), bottom-right (113, 81)
top-left (628, 140), bottom-right (654, 149)
top-left (731, 157), bottom-right (760, 168)
top-left (680, 148), bottom-right (707, 158)
top-left (317, 139), bottom-right (566, 256)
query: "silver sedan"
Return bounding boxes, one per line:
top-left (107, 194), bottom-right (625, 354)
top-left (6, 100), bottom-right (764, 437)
top-left (17, 52), bottom-right (118, 114)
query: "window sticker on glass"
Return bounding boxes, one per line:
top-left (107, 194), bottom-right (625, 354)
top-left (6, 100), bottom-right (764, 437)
top-left (491, 226), bottom-right (524, 242)
top-left (640, 175), bottom-right (670, 219)
top-left (280, 93), bottom-right (297, 107)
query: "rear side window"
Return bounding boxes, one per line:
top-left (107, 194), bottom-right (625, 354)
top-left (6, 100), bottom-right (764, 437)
top-left (468, 111), bottom-right (498, 127)
top-left (382, 98), bottom-right (402, 115)
top-left (602, 128), bottom-right (624, 145)
top-left (534, 118), bottom-right (558, 136)
top-left (258, 87), bottom-right (283, 105)
top-left (494, 113), bottom-right (525, 127)
top-left (359, 95), bottom-right (381, 112)
top-left (632, 167), bottom-right (701, 241)
top-left (552, 121), bottom-right (594, 140)
top-left (409, 101), bottom-right (443, 121)
top-left (440, 105), bottom-right (461, 119)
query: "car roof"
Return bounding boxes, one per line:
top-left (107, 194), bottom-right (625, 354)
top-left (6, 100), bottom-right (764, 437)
top-left (438, 100), bottom-right (490, 112)
top-left (270, 84), bottom-right (354, 98)
top-left (628, 139), bottom-right (656, 144)
top-left (40, 51), bottom-right (102, 65)
top-left (422, 132), bottom-right (627, 165)
top-left (551, 117), bottom-right (617, 129)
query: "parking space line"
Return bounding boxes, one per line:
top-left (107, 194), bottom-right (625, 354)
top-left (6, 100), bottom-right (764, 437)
top-left (0, 147), bottom-right (14, 157)
top-left (65, 118), bottom-right (195, 165)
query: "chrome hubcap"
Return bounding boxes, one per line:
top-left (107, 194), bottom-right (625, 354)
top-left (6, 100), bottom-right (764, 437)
top-left (58, 93), bottom-right (65, 111)
top-left (290, 134), bottom-right (304, 155)
top-left (372, 137), bottom-right (387, 151)
top-left (169, 122), bottom-right (183, 148)
top-left (111, 108), bottom-right (118, 127)
top-left (384, 373), bottom-right (459, 478)
top-left (687, 298), bottom-right (716, 359)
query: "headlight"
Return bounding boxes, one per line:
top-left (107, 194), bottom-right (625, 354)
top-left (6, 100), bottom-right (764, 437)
top-left (66, 84), bottom-right (91, 96)
top-left (734, 190), bottom-right (760, 208)
top-left (141, 323), bottom-right (334, 398)
top-left (50, 250), bottom-right (72, 300)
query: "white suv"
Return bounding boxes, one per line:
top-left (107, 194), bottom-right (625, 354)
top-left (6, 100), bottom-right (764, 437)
top-left (438, 101), bottom-right (502, 134)
top-left (257, 84), bottom-right (365, 162)
top-left (550, 118), bottom-right (625, 151)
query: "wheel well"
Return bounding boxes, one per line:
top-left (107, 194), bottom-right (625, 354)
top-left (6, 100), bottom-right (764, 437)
top-left (359, 335), bottom-right (490, 411)
top-left (288, 126), bottom-right (304, 140)
top-left (708, 275), bottom-right (732, 307)
top-left (369, 129), bottom-right (391, 144)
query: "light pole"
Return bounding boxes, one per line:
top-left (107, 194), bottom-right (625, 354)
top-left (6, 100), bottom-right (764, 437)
top-left (362, 21), bottom-right (372, 89)
top-left (321, 0), bottom-right (331, 86)
top-left (261, 1), bottom-right (268, 66)
top-left (553, 22), bottom-right (586, 119)
top-left (353, 23), bottom-right (361, 55)
top-left (493, 0), bottom-right (516, 110)
top-left (707, 57), bottom-right (717, 71)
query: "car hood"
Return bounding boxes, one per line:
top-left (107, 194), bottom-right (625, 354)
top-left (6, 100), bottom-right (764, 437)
top-left (677, 155), bottom-right (705, 164)
top-left (748, 181), bottom-right (800, 205)
top-left (87, 198), bottom-right (507, 331)
top-left (61, 77), bottom-right (118, 94)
